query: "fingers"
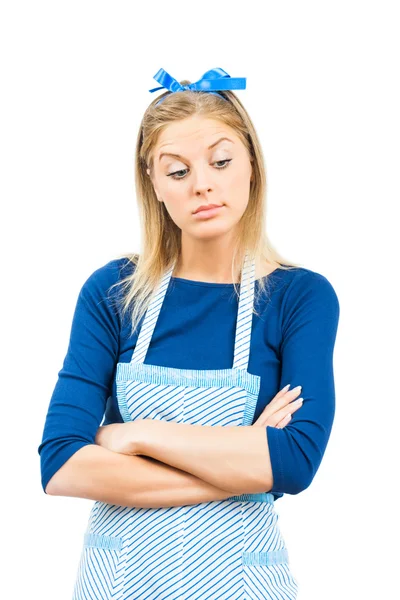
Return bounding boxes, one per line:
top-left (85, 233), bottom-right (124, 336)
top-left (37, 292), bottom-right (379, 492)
top-left (275, 394), bottom-right (306, 428)
top-left (276, 413), bottom-right (292, 429)
top-left (272, 385), bottom-right (302, 412)
top-left (280, 384), bottom-right (302, 401)
top-left (254, 385), bottom-right (304, 428)
top-left (264, 397), bottom-right (303, 428)
top-left (275, 384), bottom-right (291, 398)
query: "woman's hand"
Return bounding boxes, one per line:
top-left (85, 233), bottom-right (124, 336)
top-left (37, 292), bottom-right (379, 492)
top-left (253, 385), bottom-right (303, 428)
top-left (95, 421), bottom-right (143, 455)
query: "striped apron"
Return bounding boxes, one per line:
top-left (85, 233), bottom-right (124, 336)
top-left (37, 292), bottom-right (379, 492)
top-left (72, 251), bottom-right (299, 599)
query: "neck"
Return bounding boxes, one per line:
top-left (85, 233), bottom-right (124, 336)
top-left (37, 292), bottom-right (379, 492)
top-left (173, 235), bottom-right (243, 283)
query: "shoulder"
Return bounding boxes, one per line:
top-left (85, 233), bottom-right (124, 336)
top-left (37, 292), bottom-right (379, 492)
top-left (277, 266), bottom-right (340, 333)
top-left (80, 255), bottom-right (137, 296)
top-left (280, 266), bottom-right (338, 299)
top-left (76, 255), bottom-right (137, 322)
top-left (284, 266), bottom-right (339, 305)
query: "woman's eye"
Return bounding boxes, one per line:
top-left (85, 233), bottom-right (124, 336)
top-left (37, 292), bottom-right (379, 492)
top-left (167, 159), bottom-right (232, 180)
top-left (169, 169), bottom-right (187, 179)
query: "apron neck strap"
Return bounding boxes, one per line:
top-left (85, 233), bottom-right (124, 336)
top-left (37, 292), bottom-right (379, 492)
top-left (130, 251), bottom-right (256, 371)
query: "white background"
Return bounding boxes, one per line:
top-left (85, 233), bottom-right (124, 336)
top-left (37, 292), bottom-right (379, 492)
top-left (1, 1), bottom-right (399, 598)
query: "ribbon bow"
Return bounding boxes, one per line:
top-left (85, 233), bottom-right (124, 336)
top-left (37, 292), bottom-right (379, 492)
top-left (149, 67), bottom-right (246, 104)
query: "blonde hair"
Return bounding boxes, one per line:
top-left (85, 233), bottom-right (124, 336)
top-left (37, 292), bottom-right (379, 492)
top-left (110, 81), bottom-right (302, 337)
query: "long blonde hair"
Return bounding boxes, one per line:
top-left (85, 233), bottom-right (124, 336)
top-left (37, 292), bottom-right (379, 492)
top-left (110, 81), bottom-right (302, 337)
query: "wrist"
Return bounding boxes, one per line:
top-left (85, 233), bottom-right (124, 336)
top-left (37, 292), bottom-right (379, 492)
top-left (131, 418), bottom-right (153, 455)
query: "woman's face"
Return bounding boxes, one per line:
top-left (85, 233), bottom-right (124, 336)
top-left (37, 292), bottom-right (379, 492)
top-left (147, 115), bottom-right (254, 240)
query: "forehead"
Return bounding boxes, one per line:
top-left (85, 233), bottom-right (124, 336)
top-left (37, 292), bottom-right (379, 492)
top-left (155, 117), bottom-right (239, 151)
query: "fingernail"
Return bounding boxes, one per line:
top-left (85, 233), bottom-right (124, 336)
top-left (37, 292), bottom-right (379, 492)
top-left (293, 385), bottom-right (302, 392)
top-left (283, 384), bottom-right (290, 391)
top-left (294, 397), bottom-right (303, 404)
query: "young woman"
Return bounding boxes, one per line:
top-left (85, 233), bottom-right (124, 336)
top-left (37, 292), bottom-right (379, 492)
top-left (38, 67), bottom-right (340, 599)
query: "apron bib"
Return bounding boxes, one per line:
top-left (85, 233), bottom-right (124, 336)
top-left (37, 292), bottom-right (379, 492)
top-left (73, 251), bottom-right (299, 599)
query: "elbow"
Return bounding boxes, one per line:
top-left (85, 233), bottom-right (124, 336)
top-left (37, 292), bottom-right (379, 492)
top-left (44, 480), bottom-right (55, 495)
top-left (270, 473), bottom-right (313, 496)
top-left (43, 463), bottom-right (70, 496)
top-left (285, 477), bottom-right (313, 496)
top-left (39, 437), bottom-right (94, 497)
top-left (266, 425), bottom-right (327, 496)
top-left (44, 472), bottom-right (62, 496)
top-left (287, 446), bottom-right (325, 494)
top-left (278, 462), bottom-right (318, 495)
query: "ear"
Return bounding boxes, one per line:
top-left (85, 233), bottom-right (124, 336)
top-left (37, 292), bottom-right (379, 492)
top-left (146, 168), bottom-right (163, 202)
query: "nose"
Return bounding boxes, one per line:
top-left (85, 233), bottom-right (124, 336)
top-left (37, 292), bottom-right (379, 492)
top-left (195, 186), bottom-right (212, 195)
top-left (192, 168), bottom-right (213, 195)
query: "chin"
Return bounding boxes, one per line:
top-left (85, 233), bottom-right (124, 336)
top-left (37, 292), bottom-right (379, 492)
top-left (191, 223), bottom-right (236, 239)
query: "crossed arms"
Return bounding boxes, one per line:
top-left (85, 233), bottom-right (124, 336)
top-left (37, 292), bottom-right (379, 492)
top-left (45, 419), bottom-right (274, 508)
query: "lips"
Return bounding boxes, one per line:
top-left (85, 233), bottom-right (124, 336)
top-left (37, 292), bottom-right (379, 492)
top-left (193, 204), bottom-right (223, 214)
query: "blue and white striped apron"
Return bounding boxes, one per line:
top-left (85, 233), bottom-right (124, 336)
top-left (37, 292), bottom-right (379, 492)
top-left (72, 251), bottom-right (299, 599)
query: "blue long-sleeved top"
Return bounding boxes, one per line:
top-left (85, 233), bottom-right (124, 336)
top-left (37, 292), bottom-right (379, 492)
top-left (38, 257), bottom-right (340, 501)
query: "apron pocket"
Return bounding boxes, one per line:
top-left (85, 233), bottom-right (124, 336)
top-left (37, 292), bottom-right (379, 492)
top-left (83, 532), bottom-right (123, 551)
top-left (243, 548), bottom-right (299, 599)
top-left (72, 533), bottom-right (125, 600)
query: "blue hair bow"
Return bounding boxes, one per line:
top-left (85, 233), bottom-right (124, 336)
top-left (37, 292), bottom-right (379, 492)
top-left (149, 67), bottom-right (246, 105)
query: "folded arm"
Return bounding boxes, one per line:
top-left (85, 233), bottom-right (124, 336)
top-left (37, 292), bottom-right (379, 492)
top-left (45, 444), bottom-right (235, 508)
top-left (137, 419), bottom-right (273, 494)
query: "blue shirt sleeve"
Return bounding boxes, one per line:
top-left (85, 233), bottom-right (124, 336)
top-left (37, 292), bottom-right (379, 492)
top-left (37, 260), bottom-right (122, 493)
top-left (266, 270), bottom-right (340, 495)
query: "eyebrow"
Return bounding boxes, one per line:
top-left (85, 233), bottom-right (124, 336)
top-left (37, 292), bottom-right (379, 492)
top-left (158, 136), bottom-right (234, 162)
